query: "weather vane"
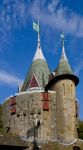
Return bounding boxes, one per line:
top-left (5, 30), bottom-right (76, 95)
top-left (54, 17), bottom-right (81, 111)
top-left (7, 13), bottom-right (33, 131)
top-left (61, 32), bottom-right (65, 47)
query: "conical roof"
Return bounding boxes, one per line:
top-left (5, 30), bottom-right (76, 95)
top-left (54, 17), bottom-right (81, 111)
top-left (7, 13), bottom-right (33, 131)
top-left (45, 34), bottom-right (79, 91)
top-left (33, 32), bottom-right (45, 61)
top-left (21, 31), bottom-right (51, 92)
top-left (21, 59), bottom-right (51, 91)
top-left (55, 33), bottom-right (73, 76)
top-left (55, 60), bottom-right (73, 76)
top-left (55, 46), bottom-right (73, 76)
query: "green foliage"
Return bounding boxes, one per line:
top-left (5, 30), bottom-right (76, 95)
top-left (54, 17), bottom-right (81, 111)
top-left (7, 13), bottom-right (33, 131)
top-left (78, 120), bottom-right (83, 140)
top-left (0, 104), bottom-right (3, 134)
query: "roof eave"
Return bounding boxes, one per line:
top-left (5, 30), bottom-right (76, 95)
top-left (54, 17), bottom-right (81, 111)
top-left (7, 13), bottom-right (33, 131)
top-left (45, 74), bottom-right (79, 91)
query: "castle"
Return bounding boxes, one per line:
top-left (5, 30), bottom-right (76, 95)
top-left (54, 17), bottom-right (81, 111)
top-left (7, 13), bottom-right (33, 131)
top-left (2, 29), bottom-right (80, 146)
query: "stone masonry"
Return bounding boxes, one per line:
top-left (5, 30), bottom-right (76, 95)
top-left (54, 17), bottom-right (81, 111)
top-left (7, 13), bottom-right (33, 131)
top-left (2, 91), bottom-right (56, 142)
top-left (2, 31), bottom-right (82, 149)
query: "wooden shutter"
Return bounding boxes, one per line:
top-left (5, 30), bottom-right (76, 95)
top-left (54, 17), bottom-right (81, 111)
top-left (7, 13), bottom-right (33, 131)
top-left (43, 101), bottom-right (49, 110)
top-left (42, 92), bottom-right (49, 110)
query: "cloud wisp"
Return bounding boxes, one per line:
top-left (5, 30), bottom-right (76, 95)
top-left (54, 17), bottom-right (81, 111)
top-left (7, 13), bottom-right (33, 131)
top-left (0, 0), bottom-right (31, 51)
top-left (0, 0), bottom-right (83, 37)
top-left (75, 61), bottom-right (83, 76)
top-left (0, 0), bottom-right (83, 52)
top-left (30, 0), bottom-right (83, 37)
top-left (0, 70), bottom-right (23, 86)
top-left (0, 0), bottom-right (83, 60)
top-left (0, 0), bottom-right (30, 30)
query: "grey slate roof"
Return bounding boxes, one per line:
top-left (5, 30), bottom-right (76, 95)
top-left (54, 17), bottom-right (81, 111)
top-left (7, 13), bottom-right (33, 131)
top-left (55, 41), bottom-right (73, 76)
top-left (45, 42), bottom-right (79, 91)
top-left (21, 29), bottom-right (51, 91)
top-left (55, 59), bottom-right (73, 76)
top-left (21, 59), bottom-right (51, 91)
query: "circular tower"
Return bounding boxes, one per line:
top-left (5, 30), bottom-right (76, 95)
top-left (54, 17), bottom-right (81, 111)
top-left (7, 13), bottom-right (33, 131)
top-left (45, 34), bottom-right (79, 143)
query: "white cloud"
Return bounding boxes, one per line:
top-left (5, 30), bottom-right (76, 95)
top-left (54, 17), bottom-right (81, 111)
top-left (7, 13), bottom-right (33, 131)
top-left (0, 70), bottom-right (23, 86)
top-left (1, 0), bottom-right (29, 29)
top-left (30, 0), bottom-right (83, 37)
top-left (75, 61), bottom-right (83, 75)
top-left (48, 0), bottom-right (60, 13)
top-left (0, 0), bottom-right (83, 37)
top-left (0, 0), bottom-right (83, 53)
top-left (0, 0), bottom-right (31, 51)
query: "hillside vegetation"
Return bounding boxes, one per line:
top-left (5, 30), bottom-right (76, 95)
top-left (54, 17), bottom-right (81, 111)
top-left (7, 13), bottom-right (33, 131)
top-left (0, 104), bottom-right (3, 134)
top-left (78, 120), bottom-right (83, 140)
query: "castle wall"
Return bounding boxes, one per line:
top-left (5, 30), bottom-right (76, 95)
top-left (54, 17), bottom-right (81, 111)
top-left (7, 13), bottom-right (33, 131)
top-left (2, 91), bottom-right (56, 142)
top-left (51, 79), bottom-right (78, 143)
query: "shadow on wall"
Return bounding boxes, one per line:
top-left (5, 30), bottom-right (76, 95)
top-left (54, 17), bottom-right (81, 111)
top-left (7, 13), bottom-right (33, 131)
top-left (33, 140), bottom-right (40, 150)
top-left (73, 146), bottom-right (81, 150)
top-left (32, 144), bottom-right (81, 150)
top-left (27, 121), bottom-right (41, 150)
top-left (27, 121), bottom-right (40, 138)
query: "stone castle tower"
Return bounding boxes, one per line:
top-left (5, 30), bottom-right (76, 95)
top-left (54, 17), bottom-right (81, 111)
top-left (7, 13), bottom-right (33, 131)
top-left (2, 30), bottom-right (79, 144)
top-left (45, 34), bottom-right (79, 143)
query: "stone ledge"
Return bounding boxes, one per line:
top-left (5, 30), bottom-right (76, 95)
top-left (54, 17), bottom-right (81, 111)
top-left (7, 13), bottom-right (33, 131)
top-left (0, 135), bottom-right (28, 149)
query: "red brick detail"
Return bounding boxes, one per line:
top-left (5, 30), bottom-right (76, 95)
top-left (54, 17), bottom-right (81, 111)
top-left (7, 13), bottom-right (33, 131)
top-left (11, 105), bottom-right (16, 115)
top-left (42, 92), bottom-right (48, 101)
top-left (28, 74), bottom-right (39, 88)
top-left (43, 101), bottom-right (49, 110)
top-left (9, 97), bottom-right (16, 106)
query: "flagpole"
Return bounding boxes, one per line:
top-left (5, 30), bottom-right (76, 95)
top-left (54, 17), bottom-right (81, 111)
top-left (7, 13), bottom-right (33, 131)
top-left (37, 0), bottom-right (40, 46)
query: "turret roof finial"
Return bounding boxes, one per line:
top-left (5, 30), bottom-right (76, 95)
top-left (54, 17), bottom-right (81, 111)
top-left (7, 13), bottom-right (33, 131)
top-left (37, 17), bottom-right (40, 48)
top-left (33, 18), bottom-right (45, 61)
top-left (61, 32), bottom-right (65, 47)
top-left (60, 33), bottom-right (68, 62)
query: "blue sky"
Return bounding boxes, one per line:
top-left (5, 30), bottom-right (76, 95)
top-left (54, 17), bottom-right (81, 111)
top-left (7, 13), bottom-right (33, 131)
top-left (0, 0), bottom-right (83, 119)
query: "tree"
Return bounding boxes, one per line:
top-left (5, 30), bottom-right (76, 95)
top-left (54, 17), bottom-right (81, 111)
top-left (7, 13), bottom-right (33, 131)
top-left (78, 120), bottom-right (83, 140)
top-left (0, 104), bottom-right (3, 134)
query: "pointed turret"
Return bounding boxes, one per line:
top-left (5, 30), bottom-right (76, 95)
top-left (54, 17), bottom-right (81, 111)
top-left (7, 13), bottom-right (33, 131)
top-left (55, 33), bottom-right (73, 76)
top-left (33, 31), bottom-right (45, 61)
top-left (45, 33), bottom-right (79, 91)
top-left (45, 33), bottom-right (79, 144)
top-left (21, 22), bottom-right (51, 92)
